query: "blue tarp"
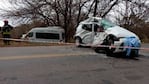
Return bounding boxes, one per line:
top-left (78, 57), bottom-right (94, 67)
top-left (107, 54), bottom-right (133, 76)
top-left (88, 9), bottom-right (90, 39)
top-left (123, 37), bottom-right (141, 57)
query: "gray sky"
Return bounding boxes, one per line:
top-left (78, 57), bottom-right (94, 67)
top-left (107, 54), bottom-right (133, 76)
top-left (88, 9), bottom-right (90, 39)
top-left (0, 0), bottom-right (13, 26)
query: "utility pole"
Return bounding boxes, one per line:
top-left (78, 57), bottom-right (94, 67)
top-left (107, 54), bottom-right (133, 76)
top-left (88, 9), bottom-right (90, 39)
top-left (125, 0), bottom-right (129, 28)
top-left (93, 0), bottom-right (98, 17)
top-left (125, 0), bottom-right (128, 18)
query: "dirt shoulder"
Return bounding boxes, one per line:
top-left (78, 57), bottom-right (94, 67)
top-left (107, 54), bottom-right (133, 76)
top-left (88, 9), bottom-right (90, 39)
top-left (0, 40), bottom-right (73, 47)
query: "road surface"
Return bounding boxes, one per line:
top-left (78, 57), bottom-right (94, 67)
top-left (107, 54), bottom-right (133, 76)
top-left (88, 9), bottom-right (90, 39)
top-left (0, 44), bottom-right (149, 84)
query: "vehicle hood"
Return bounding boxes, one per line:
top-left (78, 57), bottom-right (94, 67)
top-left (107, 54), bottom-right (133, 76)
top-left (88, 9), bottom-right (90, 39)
top-left (105, 26), bottom-right (138, 38)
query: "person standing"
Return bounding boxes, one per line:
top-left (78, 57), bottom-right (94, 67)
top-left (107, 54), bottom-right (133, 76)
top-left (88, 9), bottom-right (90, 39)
top-left (1, 20), bottom-right (13, 45)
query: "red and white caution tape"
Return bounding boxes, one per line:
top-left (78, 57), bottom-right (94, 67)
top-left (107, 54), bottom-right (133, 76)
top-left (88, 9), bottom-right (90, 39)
top-left (0, 38), bottom-right (74, 45)
top-left (0, 38), bottom-right (149, 51)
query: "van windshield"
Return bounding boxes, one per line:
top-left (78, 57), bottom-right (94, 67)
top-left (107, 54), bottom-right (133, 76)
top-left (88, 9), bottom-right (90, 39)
top-left (101, 19), bottom-right (116, 29)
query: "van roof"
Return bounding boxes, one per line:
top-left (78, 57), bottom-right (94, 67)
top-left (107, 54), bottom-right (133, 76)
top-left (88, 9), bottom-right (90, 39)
top-left (80, 17), bottom-right (102, 24)
top-left (33, 26), bottom-right (63, 30)
top-left (31, 26), bottom-right (64, 30)
top-left (29, 26), bottom-right (64, 32)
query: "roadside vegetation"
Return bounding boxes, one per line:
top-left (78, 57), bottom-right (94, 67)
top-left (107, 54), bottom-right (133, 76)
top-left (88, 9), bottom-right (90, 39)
top-left (0, 40), bottom-right (72, 47)
top-left (0, 0), bottom-right (148, 42)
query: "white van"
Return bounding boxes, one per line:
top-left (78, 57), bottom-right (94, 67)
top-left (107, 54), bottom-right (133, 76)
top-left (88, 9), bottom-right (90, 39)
top-left (22, 26), bottom-right (65, 43)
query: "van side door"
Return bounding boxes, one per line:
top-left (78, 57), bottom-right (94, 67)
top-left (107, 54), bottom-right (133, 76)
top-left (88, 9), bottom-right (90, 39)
top-left (81, 24), bottom-right (96, 44)
top-left (93, 25), bottom-right (107, 45)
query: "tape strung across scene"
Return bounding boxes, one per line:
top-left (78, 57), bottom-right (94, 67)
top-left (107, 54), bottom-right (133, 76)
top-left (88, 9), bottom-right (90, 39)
top-left (80, 43), bottom-right (149, 51)
top-left (0, 38), bottom-right (149, 51)
top-left (0, 38), bottom-right (74, 45)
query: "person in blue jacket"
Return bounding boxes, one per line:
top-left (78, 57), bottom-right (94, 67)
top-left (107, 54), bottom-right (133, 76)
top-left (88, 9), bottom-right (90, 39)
top-left (123, 37), bottom-right (141, 57)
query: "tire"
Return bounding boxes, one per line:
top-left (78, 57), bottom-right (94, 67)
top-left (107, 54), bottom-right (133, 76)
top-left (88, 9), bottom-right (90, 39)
top-left (105, 36), bottom-right (115, 56)
top-left (94, 47), bottom-right (106, 53)
top-left (130, 49), bottom-right (139, 57)
top-left (75, 37), bottom-right (82, 47)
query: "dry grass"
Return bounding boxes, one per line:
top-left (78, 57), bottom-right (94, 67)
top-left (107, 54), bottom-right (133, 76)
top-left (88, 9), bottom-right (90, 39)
top-left (0, 40), bottom-right (73, 47)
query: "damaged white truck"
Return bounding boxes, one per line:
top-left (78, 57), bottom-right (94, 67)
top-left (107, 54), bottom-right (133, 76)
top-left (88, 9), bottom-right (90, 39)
top-left (74, 17), bottom-right (141, 57)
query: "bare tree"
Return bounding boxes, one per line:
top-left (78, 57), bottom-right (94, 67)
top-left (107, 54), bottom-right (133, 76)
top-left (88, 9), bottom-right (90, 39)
top-left (0, 0), bottom-right (134, 42)
top-left (117, 0), bottom-right (149, 27)
top-left (114, 0), bottom-right (149, 41)
top-left (1, 0), bottom-right (93, 42)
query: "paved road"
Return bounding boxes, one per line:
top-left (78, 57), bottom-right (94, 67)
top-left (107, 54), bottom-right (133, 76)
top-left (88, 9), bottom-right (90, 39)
top-left (0, 45), bottom-right (149, 84)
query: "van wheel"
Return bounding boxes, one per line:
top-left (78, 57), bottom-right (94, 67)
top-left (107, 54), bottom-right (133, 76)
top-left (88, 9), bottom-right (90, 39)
top-left (105, 36), bottom-right (115, 56)
top-left (75, 38), bottom-right (82, 47)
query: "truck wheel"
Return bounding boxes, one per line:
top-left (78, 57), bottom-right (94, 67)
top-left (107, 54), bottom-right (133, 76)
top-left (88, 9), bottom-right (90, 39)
top-left (105, 36), bottom-right (115, 56)
top-left (130, 50), bottom-right (139, 58)
top-left (75, 38), bottom-right (82, 47)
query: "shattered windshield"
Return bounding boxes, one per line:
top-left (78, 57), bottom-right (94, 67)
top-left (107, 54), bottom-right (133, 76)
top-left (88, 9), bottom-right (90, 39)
top-left (101, 19), bottom-right (116, 29)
